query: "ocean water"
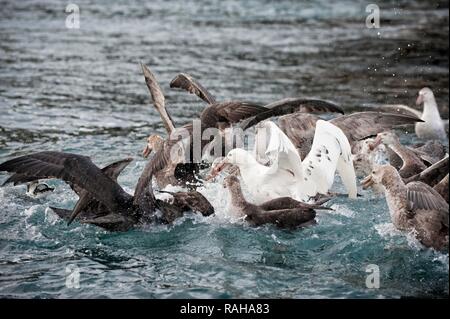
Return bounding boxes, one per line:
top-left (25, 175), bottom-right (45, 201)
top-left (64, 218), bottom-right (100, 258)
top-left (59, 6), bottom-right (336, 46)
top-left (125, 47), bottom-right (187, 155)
top-left (0, 0), bottom-right (448, 298)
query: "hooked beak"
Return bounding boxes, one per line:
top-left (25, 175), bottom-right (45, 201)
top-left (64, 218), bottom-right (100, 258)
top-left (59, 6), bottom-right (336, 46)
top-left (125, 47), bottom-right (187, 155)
top-left (205, 158), bottom-right (231, 181)
top-left (361, 175), bottom-right (375, 190)
top-left (368, 135), bottom-right (382, 151)
top-left (416, 94), bottom-right (424, 106)
top-left (142, 144), bottom-right (152, 158)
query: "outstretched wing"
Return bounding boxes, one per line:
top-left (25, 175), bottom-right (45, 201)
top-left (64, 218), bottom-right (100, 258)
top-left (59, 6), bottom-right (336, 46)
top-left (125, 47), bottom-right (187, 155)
top-left (0, 152), bottom-right (132, 213)
top-left (330, 112), bottom-right (422, 145)
top-left (278, 113), bottom-right (319, 160)
top-left (170, 73), bottom-right (217, 105)
top-left (141, 63), bottom-right (175, 134)
top-left (373, 104), bottom-right (422, 118)
top-left (258, 121), bottom-right (304, 179)
top-left (302, 120), bottom-right (357, 198)
top-left (67, 158), bottom-right (134, 224)
top-left (2, 173), bottom-right (42, 186)
top-left (240, 98), bottom-right (344, 130)
top-left (407, 182), bottom-right (449, 213)
top-left (200, 101), bottom-right (267, 129)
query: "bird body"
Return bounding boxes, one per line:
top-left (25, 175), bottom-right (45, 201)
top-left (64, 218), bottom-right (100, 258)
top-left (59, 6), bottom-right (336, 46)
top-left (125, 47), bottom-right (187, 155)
top-left (362, 165), bottom-right (448, 250)
top-left (222, 120), bottom-right (357, 204)
top-left (415, 88), bottom-right (447, 141)
top-left (224, 175), bottom-right (325, 228)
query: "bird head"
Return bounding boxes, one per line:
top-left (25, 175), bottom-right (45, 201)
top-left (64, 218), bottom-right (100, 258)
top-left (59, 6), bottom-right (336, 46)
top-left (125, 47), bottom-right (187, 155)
top-left (361, 164), bottom-right (395, 189)
top-left (369, 131), bottom-right (399, 150)
top-left (142, 134), bottom-right (164, 158)
top-left (416, 87), bottom-right (434, 106)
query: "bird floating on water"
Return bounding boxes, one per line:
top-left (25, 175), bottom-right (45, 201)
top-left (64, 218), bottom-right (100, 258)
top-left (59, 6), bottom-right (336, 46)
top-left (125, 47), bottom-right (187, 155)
top-left (362, 164), bottom-right (448, 251)
top-left (377, 87), bottom-right (448, 141)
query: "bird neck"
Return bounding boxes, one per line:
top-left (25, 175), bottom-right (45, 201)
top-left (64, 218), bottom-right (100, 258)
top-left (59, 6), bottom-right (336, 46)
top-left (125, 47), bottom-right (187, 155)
top-left (380, 171), bottom-right (409, 228)
top-left (422, 97), bottom-right (441, 120)
top-left (237, 152), bottom-right (269, 172)
top-left (385, 140), bottom-right (411, 165)
top-left (228, 181), bottom-right (249, 208)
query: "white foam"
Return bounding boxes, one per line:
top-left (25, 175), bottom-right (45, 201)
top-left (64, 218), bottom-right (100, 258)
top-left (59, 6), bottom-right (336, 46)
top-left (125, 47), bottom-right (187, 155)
top-left (328, 204), bottom-right (355, 218)
top-left (44, 206), bottom-right (60, 225)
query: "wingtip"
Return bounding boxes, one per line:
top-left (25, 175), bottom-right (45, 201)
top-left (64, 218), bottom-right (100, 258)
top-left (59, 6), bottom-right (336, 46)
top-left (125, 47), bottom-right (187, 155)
top-left (239, 117), bottom-right (254, 131)
top-left (140, 62), bottom-right (151, 77)
top-left (67, 214), bottom-right (77, 225)
top-left (169, 73), bottom-right (187, 88)
top-left (140, 64), bottom-right (146, 73)
top-left (331, 102), bottom-right (345, 114)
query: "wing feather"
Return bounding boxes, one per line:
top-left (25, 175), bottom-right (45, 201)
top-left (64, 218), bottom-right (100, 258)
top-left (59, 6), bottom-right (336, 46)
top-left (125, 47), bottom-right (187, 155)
top-left (302, 120), bottom-right (357, 198)
top-left (169, 73), bottom-right (217, 105)
top-left (0, 152), bottom-right (132, 212)
top-left (407, 181), bottom-right (449, 215)
top-left (240, 98), bottom-right (343, 130)
top-left (330, 112), bottom-right (422, 145)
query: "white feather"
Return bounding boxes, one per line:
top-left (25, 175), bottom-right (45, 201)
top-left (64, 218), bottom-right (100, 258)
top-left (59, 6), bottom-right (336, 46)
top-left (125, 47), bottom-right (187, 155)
top-left (230, 120), bottom-right (357, 204)
top-left (302, 120), bottom-right (357, 198)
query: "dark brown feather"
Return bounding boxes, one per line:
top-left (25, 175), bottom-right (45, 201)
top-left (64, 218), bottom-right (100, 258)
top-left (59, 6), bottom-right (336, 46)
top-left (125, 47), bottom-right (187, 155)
top-left (330, 112), bottom-right (422, 145)
top-left (0, 152), bottom-right (132, 213)
top-left (240, 98), bottom-right (344, 130)
top-left (200, 101), bottom-right (267, 130)
top-left (170, 73), bottom-right (217, 105)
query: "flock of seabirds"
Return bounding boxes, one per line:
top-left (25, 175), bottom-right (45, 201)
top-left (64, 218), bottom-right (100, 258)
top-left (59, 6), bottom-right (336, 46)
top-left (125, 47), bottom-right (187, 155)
top-left (0, 64), bottom-right (448, 251)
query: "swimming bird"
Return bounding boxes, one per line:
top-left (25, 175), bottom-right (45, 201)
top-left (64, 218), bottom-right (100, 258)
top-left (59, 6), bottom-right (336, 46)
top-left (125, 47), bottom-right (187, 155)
top-left (141, 65), bottom-right (220, 186)
top-left (361, 164), bottom-right (448, 251)
top-left (224, 175), bottom-right (329, 228)
top-left (2, 157), bottom-right (133, 224)
top-left (0, 152), bottom-right (213, 231)
top-left (416, 88), bottom-right (447, 141)
top-left (278, 112), bottom-right (423, 183)
top-left (141, 64), bottom-right (346, 189)
top-left (140, 63), bottom-right (269, 187)
top-left (210, 120), bottom-right (357, 204)
top-left (377, 87), bottom-right (448, 141)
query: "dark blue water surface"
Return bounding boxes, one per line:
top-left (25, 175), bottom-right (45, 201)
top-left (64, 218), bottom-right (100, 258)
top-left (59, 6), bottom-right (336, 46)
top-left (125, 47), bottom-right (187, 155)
top-left (0, 0), bottom-right (448, 298)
